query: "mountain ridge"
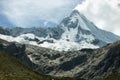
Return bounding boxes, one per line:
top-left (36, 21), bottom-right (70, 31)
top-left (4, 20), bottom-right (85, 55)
top-left (0, 10), bottom-right (120, 51)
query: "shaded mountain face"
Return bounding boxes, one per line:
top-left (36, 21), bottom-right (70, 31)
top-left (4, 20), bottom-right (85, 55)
top-left (0, 51), bottom-right (44, 80)
top-left (104, 73), bottom-right (120, 80)
top-left (0, 39), bottom-right (120, 80)
top-left (0, 27), bottom-right (10, 35)
top-left (0, 10), bottom-right (120, 51)
top-left (0, 51), bottom-right (84, 80)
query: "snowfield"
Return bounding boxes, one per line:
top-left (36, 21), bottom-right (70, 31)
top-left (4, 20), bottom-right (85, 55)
top-left (0, 33), bottom-right (99, 51)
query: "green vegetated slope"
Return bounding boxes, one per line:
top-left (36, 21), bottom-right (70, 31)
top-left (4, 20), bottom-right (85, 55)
top-left (0, 51), bottom-right (84, 80)
top-left (104, 73), bottom-right (120, 80)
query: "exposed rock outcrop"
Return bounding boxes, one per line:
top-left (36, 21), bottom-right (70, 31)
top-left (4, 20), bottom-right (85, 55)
top-left (0, 39), bottom-right (120, 80)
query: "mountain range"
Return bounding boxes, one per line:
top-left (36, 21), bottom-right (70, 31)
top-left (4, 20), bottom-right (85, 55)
top-left (0, 10), bottom-right (120, 51)
top-left (0, 35), bottom-right (120, 80)
top-left (0, 9), bottom-right (120, 80)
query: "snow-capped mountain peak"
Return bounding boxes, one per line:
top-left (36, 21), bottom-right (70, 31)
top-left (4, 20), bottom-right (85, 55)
top-left (0, 10), bottom-right (120, 51)
top-left (60, 10), bottom-right (91, 31)
top-left (59, 10), bottom-right (120, 46)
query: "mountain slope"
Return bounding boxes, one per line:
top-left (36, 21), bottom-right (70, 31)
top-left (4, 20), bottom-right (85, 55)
top-left (0, 51), bottom-right (85, 80)
top-left (0, 38), bottom-right (120, 80)
top-left (0, 51), bottom-right (47, 80)
top-left (104, 73), bottom-right (120, 80)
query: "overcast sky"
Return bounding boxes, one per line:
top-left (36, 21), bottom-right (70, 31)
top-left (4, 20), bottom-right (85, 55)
top-left (0, 0), bottom-right (81, 27)
top-left (75, 0), bottom-right (120, 36)
top-left (0, 0), bottom-right (120, 36)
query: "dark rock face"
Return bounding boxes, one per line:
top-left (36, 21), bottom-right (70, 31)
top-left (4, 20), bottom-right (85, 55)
top-left (0, 27), bottom-right (10, 35)
top-left (0, 39), bottom-right (39, 72)
top-left (0, 39), bottom-right (120, 80)
top-left (58, 55), bottom-right (87, 71)
top-left (75, 41), bottom-right (120, 80)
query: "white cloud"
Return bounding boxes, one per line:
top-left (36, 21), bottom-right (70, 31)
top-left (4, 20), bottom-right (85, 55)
top-left (0, 0), bottom-right (81, 27)
top-left (75, 0), bottom-right (120, 36)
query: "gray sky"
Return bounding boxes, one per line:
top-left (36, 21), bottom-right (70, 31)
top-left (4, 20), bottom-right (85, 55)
top-left (0, 0), bottom-right (81, 27)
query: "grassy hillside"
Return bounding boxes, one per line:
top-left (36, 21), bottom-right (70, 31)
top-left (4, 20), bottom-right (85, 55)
top-left (0, 51), bottom-right (84, 80)
top-left (104, 73), bottom-right (120, 80)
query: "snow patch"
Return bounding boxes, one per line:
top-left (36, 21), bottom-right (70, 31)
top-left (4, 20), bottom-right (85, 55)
top-left (0, 33), bottom-right (99, 51)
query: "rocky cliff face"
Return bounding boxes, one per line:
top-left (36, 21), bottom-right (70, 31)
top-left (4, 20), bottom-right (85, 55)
top-left (0, 39), bottom-right (120, 80)
top-left (0, 39), bottom-right (38, 70)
